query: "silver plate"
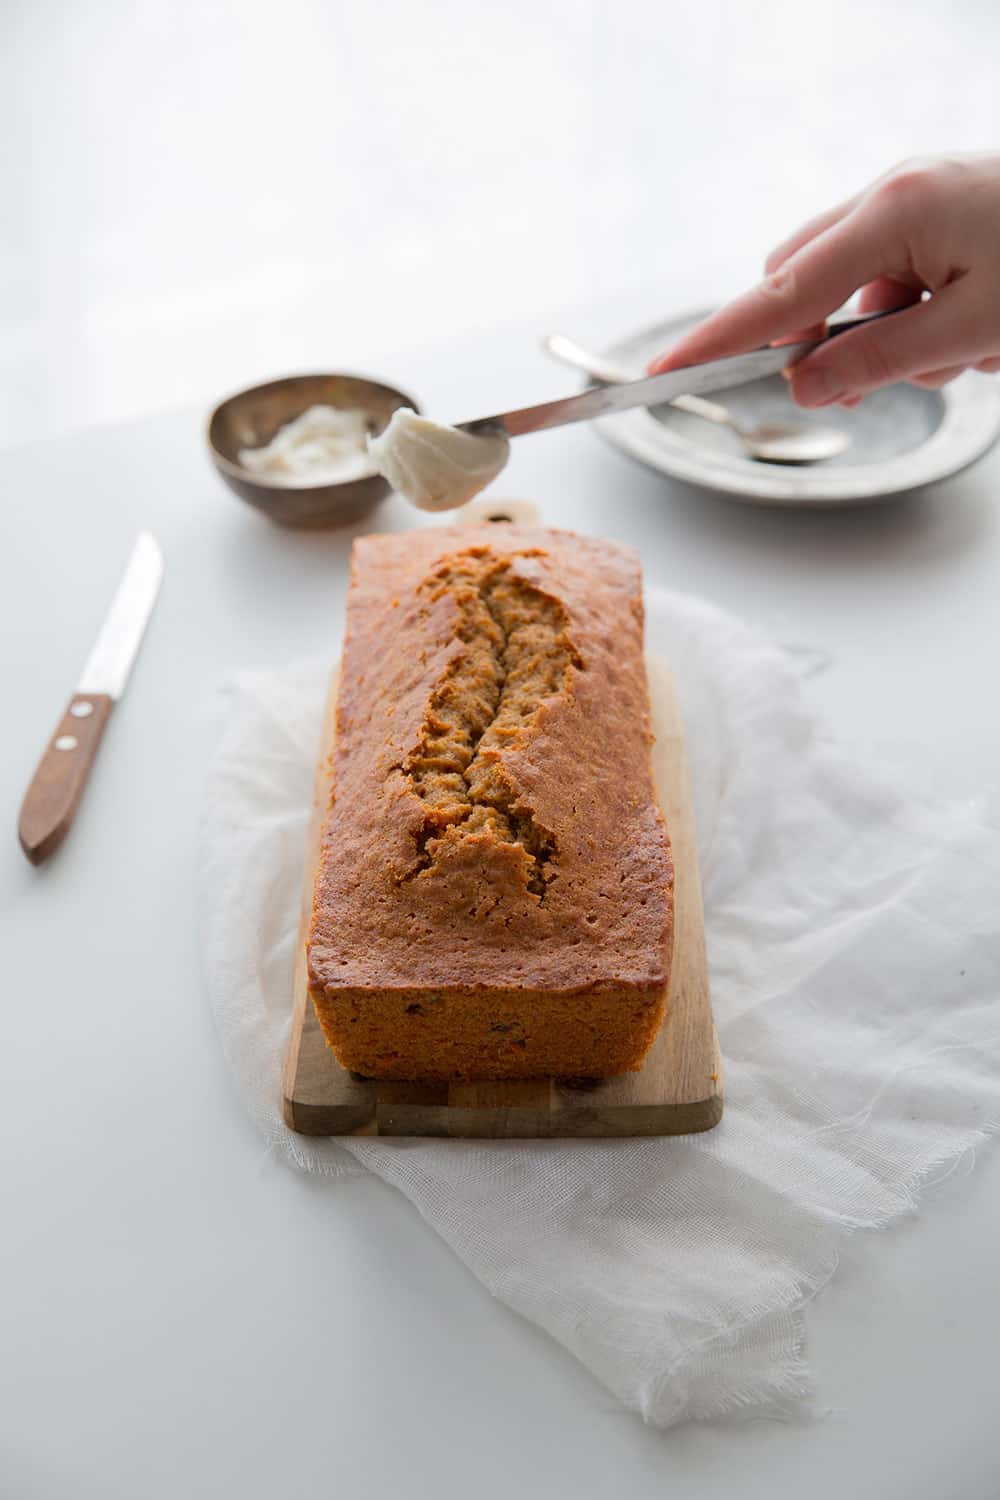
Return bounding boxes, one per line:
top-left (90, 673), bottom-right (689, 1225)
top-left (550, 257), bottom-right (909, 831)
top-left (594, 308), bottom-right (1000, 506)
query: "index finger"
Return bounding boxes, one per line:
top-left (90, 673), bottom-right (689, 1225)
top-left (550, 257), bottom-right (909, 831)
top-left (648, 194), bottom-right (901, 374)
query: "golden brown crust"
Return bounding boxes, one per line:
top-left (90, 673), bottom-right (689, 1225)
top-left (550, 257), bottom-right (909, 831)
top-left (307, 525), bottom-right (673, 1080)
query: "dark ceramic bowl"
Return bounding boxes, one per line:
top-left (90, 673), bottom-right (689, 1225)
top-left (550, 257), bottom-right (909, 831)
top-left (207, 372), bottom-right (418, 528)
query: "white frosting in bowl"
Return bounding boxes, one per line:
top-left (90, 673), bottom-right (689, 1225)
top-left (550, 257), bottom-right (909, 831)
top-left (367, 408), bottom-right (510, 512)
top-left (239, 405), bottom-right (372, 484)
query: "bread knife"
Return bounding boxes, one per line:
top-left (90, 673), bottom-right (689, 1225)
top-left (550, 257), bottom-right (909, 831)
top-left (458, 310), bottom-right (892, 438)
top-left (17, 531), bottom-right (163, 865)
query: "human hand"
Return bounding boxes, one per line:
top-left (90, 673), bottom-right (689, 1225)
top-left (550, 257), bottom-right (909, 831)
top-left (648, 155), bottom-right (1000, 408)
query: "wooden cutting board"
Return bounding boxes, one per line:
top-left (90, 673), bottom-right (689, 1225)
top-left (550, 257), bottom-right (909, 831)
top-left (282, 655), bottom-right (722, 1138)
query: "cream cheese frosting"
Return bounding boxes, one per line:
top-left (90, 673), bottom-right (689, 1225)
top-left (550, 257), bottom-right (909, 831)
top-left (239, 405), bottom-right (372, 483)
top-left (367, 408), bottom-right (510, 512)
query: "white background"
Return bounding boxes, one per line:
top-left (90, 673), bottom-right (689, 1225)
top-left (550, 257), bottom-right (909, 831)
top-left (3, 2), bottom-right (1000, 1496)
top-left (4, 0), bottom-right (1000, 448)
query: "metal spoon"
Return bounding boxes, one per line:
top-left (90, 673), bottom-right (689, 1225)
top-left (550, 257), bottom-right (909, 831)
top-left (542, 333), bottom-right (851, 466)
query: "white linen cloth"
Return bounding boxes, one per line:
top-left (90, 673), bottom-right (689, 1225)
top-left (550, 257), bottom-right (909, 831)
top-left (198, 588), bottom-right (1000, 1427)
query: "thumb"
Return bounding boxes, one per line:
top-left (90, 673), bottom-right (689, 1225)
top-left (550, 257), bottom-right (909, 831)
top-left (787, 280), bottom-right (981, 406)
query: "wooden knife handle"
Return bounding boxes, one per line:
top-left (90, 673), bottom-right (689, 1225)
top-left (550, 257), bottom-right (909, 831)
top-left (17, 693), bottom-right (114, 865)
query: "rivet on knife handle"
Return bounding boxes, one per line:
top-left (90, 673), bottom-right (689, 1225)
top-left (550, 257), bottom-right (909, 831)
top-left (18, 694), bottom-right (114, 865)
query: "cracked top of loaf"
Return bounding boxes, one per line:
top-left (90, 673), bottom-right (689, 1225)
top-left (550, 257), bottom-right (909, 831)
top-left (308, 525), bottom-right (673, 995)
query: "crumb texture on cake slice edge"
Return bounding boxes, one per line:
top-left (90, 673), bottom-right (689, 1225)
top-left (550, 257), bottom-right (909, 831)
top-left (308, 974), bottom-right (669, 1082)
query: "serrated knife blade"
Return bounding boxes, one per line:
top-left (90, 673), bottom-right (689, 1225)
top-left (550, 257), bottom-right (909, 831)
top-left (78, 530), bottom-right (163, 697)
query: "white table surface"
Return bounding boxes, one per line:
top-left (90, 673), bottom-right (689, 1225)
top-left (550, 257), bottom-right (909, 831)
top-left (2, 303), bottom-right (1000, 1496)
top-left (5, 0), bottom-right (1000, 1487)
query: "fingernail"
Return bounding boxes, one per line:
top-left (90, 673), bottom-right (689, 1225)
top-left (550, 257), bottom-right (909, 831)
top-left (794, 365), bottom-right (843, 407)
